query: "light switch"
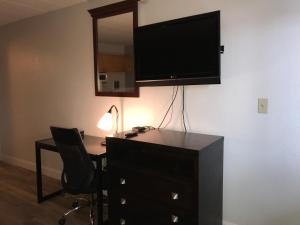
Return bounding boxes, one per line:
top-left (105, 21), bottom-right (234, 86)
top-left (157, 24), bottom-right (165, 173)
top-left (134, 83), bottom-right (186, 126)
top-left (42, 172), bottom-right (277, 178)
top-left (258, 98), bottom-right (268, 114)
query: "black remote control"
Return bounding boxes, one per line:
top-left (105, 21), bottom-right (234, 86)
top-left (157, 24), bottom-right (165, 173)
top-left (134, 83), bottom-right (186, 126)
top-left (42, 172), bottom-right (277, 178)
top-left (125, 131), bottom-right (138, 138)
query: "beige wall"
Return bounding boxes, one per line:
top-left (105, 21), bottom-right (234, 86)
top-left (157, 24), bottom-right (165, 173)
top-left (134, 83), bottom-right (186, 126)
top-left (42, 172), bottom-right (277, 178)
top-left (0, 2), bottom-right (122, 176)
top-left (1, 0), bottom-right (300, 225)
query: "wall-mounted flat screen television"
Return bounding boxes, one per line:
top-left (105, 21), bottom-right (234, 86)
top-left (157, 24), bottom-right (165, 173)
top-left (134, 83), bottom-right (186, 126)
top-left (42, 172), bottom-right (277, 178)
top-left (135, 10), bottom-right (222, 86)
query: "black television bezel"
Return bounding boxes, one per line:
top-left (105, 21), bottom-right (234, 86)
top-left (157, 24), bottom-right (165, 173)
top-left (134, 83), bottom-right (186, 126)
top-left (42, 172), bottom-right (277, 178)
top-left (135, 10), bottom-right (221, 87)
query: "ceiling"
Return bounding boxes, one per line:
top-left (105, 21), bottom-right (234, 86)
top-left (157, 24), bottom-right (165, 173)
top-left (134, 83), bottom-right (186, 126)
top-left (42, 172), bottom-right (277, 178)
top-left (98, 12), bottom-right (133, 46)
top-left (0, 0), bottom-right (86, 27)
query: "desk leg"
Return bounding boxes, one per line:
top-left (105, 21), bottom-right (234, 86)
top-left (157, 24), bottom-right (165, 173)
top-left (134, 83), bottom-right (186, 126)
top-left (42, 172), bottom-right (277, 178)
top-left (35, 143), bottom-right (63, 203)
top-left (96, 158), bottom-right (103, 225)
top-left (35, 143), bottom-right (43, 203)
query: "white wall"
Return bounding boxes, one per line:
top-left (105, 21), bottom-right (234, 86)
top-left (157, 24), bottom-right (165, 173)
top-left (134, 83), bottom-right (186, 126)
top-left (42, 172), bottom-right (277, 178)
top-left (0, 0), bottom-right (300, 225)
top-left (123, 1), bottom-right (300, 225)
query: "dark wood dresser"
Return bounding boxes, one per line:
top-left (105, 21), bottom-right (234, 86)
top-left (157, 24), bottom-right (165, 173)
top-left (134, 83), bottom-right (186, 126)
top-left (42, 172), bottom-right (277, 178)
top-left (106, 129), bottom-right (224, 225)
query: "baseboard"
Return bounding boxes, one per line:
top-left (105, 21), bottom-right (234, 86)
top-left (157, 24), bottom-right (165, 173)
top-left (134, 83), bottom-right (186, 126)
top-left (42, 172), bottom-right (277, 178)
top-left (223, 221), bottom-right (239, 225)
top-left (1, 154), bottom-right (60, 180)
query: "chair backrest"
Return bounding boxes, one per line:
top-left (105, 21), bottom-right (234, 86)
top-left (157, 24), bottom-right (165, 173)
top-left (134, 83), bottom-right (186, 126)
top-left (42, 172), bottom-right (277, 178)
top-left (50, 126), bottom-right (96, 194)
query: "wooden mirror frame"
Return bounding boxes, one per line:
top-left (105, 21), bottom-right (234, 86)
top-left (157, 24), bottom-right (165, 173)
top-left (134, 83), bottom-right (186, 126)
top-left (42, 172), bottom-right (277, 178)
top-left (88, 0), bottom-right (139, 97)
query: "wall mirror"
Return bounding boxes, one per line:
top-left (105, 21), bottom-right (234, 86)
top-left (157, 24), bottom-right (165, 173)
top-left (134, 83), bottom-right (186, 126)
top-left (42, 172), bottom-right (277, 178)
top-left (89, 1), bottom-right (139, 97)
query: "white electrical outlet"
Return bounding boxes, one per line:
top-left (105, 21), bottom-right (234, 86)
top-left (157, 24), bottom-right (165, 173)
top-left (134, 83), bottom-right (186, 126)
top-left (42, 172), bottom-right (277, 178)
top-left (258, 98), bottom-right (268, 114)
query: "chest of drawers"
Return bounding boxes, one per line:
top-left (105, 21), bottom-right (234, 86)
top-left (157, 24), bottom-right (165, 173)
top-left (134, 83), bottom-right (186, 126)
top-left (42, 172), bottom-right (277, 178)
top-left (106, 129), bottom-right (223, 225)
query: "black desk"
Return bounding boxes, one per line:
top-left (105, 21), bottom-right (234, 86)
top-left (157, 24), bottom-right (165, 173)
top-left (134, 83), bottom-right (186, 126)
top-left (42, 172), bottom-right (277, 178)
top-left (35, 135), bottom-right (106, 225)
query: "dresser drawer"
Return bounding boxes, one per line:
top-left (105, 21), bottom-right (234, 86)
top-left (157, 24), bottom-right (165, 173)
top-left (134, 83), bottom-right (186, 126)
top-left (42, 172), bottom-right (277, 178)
top-left (108, 166), bottom-right (196, 211)
top-left (109, 195), bottom-right (196, 225)
top-left (107, 139), bottom-right (197, 180)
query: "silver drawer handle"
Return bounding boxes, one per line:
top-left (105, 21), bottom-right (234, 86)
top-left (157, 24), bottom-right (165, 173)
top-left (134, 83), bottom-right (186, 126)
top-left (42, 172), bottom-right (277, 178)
top-left (120, 198), bottom-right (126, 205)
top-left (171, 192), bottom-right (179, 200)
top-left (120, 218), bottom-right (126, 225)
top-left (171, 215), bottom-right (179, 223)
top-left (120, 178), bottom-right (126, 185)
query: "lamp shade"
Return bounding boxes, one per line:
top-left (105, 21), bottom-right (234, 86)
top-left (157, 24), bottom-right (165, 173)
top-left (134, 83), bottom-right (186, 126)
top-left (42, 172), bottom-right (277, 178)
top-left (97, 112), bottom-right (113, 131)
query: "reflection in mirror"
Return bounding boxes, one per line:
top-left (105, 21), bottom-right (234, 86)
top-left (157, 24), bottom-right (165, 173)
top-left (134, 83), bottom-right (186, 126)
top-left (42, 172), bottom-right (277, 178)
top-left (97, 12), bottom-right (135, 93)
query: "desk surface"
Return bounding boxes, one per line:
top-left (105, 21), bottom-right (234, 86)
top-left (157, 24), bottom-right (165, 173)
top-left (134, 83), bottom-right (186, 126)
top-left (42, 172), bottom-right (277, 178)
top-left (36, 135), bottom-right (106, 156)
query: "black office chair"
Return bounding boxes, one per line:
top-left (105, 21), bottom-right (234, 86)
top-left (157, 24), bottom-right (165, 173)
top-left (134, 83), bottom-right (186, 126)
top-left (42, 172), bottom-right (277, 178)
top-left (50, 126), bottom-right (100, 225)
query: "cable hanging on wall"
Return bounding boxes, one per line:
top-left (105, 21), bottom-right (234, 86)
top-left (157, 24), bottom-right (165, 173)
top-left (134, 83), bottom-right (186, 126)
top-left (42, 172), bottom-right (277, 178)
top-left (163, 86), bottom-right (176, 129)
top-left (157, 85), bottom-right (188, 133)
top-left (182, 86), bottom-right (187, 132)
top-left (157, 86), bottom-right (179, 129)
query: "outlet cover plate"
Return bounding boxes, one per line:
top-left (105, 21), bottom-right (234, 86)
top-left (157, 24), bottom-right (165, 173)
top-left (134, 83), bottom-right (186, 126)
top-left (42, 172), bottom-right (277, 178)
top-left (258, 98), bottom-right (268, 114)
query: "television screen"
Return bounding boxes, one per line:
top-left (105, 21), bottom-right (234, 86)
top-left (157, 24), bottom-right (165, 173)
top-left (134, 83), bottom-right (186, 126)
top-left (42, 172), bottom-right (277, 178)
top-left (135, 11), bottom-right (221, 86)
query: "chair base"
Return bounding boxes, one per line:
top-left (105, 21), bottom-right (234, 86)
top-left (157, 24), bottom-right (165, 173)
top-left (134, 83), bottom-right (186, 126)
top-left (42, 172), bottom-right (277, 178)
top-left (58, 194), bottom-right (96, 225)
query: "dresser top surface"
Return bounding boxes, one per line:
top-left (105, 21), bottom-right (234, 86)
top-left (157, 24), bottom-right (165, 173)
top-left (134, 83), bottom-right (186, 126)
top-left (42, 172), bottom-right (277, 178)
top-left (111, 129), bottom-right (223, 151)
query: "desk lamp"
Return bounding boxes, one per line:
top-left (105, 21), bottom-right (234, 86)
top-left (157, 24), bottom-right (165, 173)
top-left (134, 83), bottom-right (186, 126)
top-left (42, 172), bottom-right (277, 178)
top-left (97, 105), bottom-right (119, 145)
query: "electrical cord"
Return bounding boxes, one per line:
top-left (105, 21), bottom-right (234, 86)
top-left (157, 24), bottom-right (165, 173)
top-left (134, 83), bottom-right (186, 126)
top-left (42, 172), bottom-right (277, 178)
top-left (164, 86), bottom-right (176, 129)
top-left (157, 86), bottom-right (179, 129)
top-left (182, 86), bottom-right (187, 132)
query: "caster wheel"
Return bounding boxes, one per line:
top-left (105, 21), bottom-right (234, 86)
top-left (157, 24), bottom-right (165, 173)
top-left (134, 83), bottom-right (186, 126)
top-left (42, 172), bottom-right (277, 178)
top-left (72, 201), bottom-right (79, 208)
top-left (89, 211), bottom-right (95, 225)
top-left (58, 217), bottom-right (66, 225)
